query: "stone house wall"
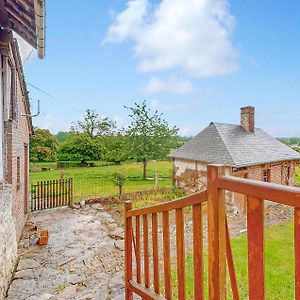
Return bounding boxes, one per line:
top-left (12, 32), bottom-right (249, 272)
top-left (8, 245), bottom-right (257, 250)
top-left (0, 184), bottom-right (18, 300)
top-left (173, 158), bottom-right (298, 212)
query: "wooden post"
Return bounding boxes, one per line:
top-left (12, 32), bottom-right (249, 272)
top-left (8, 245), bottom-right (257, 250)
top-left (247, 196), bottom-right (264, 300)
top-left (69, 178), bottom-right (73, 208)
top-left (124, 201), bottom-right (133, 300)
top-left (207, 165), bottom-right (226, 300)
top-left (155, 171), bottom-right (159, 191)
top-left (295, 208), bottom-right (300, 299)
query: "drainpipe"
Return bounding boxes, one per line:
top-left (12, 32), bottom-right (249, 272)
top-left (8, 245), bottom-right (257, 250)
top-left (34, 0), bottom-right (46, 59)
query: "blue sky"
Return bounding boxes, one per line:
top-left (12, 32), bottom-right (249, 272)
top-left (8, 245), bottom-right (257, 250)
top-left (22, 0), bottom-right (300, 137)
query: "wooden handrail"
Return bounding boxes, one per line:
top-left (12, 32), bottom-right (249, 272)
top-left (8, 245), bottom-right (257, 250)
top-left (126, 190), bottom-right (207, 217)
top-left (124, 164), bottom-right (300, 300)
top-left (219, 175), bottom-right (300, 207)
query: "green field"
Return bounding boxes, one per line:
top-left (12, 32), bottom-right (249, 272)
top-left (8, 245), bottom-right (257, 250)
top-left (30, 160), bottom-right (173, 201)
top-left (296, 167), bottom-right (300, 184)
top-left (180, 222), bottom-right (294, 299)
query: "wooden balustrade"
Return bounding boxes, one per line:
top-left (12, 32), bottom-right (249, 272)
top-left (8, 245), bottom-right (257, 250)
top-left (124, 164), bottom-right (300, 299)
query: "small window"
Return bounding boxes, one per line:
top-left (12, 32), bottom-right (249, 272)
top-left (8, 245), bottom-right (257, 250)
top-left (262, 170), bottom-right (267, 182)
top-left (262, 169), bottom-right (270, 182)
top-left (17, 156), bottom-right (20, 189)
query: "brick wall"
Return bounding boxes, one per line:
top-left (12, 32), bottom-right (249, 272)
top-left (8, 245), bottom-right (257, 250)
top-left (2, 43), bottom-right (31, 241)
top-left (4, 70), bottom-right (30, 241)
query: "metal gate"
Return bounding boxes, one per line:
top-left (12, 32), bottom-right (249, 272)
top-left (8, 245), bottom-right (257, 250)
top-left (31, 178), bottom-right (73, 211)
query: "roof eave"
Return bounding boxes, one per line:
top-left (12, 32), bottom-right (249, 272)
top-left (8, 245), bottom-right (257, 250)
top-left (34, 0), bottom-right (45, 59)
top-left (234, 158), bottom-right (300, 169)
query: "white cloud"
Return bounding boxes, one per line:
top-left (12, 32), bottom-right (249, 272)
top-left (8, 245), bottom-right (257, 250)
top-left (179, 127), bottom-right (194, 136)
top-left (141, 76), bottom-right (193, 94)
top-left (34, 114), bottom-right (70, 134)
top-left (105, 0), bottom-right (238, 77)
top-left (104, 0), bottom-right (148, 43)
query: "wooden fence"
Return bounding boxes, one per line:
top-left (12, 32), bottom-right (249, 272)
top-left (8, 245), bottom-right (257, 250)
top-left (31, 178), bottom-right (73, 211)
top-left (124, 164), bottom-right (300, 299)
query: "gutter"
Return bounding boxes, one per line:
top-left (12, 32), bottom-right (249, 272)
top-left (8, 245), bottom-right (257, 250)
top-left (34, 0), bottom-right (46, 59)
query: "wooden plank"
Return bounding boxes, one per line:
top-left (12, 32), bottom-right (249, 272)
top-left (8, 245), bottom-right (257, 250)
top-left (124, 201), bottom-right (133, 300)
top-left (225, 218), bottom-right (239, 300)
top-left (37, 182), bottom-right (40, 210)
top-left (127, 280), bottom-right (166, 300)
top-left (46, 181), bottom-right (50, 208)
top-left (63, 179), bottom-right (66, 206)
top-left (31, 184), bottom-right (35, 211)
top-left (59, 178), bottom-right (62, 206)
top-left (219, 175), bottom-right (300, 207)
top-left (192, 203), bottom-right (203, 300)
top-left (54, 180), bottom-right (58, 208)
top-left (162, 211), bottom-right (172, 300)
top-left (43, 181), bottom-right (46, 209)
top-left (50, 180), bottom-right (54, 208)
top-left (152, 213), bottom-right (160, 294)
top-left (247, 196), bottom-right (264, 300)
top-left (143, 214), bottom-right (150, 288)
top-left (295, 208), bottom-right (300, 299)
top-left (176, 208), bottom-right (186, 300)
top-left (127, 191), bottom-right (207, 217)
top-left (135, 216), bottom-right (141, 283)
top-left (207, 165), bottom-right (222, 300)
top-left (218, 188), bottom-right (227, 300)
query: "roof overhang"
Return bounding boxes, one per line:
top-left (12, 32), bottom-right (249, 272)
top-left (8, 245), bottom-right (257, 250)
top-left (0, 0), bottom-right (45, 59)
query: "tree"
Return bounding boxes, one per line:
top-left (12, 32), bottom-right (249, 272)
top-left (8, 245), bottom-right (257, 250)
top-left (125, 100), bottom-right (178, 179)
top-left (71, 109), bottom-right (116, 138)
top-left (30, 128), bottom-right (58, 162)
top-left (112, 172), bottom-right (127, 195)
top-left (103, 133), bottom-right (131, 163)
top-left (54, 131), bottom-right (74, 143)
top-left (58, 134), bottom-right (103, 161)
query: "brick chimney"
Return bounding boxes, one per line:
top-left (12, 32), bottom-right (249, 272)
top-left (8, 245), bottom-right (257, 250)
top-left (240, 106), bottom-right (255, 132)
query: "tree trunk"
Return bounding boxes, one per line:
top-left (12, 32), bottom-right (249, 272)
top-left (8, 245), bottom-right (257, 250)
top-left (143, 158), bottom-right (147, 180)
top-left (119, 184), bottom-right (122, 195)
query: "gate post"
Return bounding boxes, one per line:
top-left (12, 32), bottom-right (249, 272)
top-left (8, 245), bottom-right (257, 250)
top-left (124, 201), bottom-right (133, 299)
top-left (207, 165), bottom-right (226, 300)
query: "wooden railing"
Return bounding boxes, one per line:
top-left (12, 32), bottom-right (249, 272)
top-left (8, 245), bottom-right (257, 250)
top-left (31, 178), bottom-right (73, 211)
top-left (124, 165), bottom-right (300, 299)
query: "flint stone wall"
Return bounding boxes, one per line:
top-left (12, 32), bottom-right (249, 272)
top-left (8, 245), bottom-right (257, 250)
top-left (0, 184), bottom-right (18, 300)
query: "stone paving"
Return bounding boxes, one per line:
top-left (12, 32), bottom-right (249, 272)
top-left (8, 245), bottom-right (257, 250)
top-left (6, 204), bottom-right (126, 300)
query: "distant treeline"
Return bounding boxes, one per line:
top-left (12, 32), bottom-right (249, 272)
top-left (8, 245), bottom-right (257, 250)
top-left (277, 137), bottom-right (300, 146)
top-left (30, 101), bottom-right (192, 178)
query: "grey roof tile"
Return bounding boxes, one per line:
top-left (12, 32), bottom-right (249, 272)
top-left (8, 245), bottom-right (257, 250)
top-left (169, 122), bottom-right (300, 167)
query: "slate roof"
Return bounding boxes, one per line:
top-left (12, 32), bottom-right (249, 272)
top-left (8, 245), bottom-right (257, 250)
top-left (169, 122), bottom-right (300, 168)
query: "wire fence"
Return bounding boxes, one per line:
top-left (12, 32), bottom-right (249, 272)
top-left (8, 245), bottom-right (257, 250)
top-left (73, 175), bottom-right (172, 202)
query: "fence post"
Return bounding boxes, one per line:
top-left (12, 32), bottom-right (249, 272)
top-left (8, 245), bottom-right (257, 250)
top-left (155, 171), bottom-right (159, 191)
top-left (69, 178), bottom-right (74, 208)
top-left (124, 201), bottom-right (133, 300)
top-left (207, 165), bottom-right (226, 300)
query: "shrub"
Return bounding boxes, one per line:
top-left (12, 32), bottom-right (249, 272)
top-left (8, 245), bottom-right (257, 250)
top-left (112, 172), bottom-right (127, 195)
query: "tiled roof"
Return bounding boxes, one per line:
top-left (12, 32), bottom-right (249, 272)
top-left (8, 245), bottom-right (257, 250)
top-left (169, 122), bottom-right (300, 167)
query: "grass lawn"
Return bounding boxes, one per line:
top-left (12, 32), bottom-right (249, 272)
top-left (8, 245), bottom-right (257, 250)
top-left (295, 167), bottom-right (300, 184)
top-left (30, 160), bottom-right (173, 201)
top-left (180, 222), bottom-right (294, 299)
